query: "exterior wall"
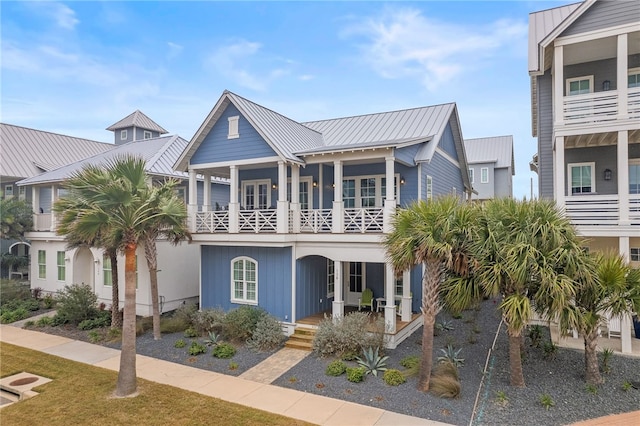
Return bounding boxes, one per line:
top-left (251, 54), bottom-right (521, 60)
top-left (296, 255), bottom-right (333, 319)
top-left (537, 72), bottom-right (554, 199)
top-left (564, 55), bottom-right (640, 96)
top-left (114, 126), bottom-right (135, 145)
top-left (152, 241), bottom-right (200, 312)
top-left (190, 104), bottom-right (277, 165)
top-left (561, 1), bottom-right (640, 38)
top-left (395, 144), bottom-right (421, 165)
top-left (494, 168), bottom-right (512, 198)
top-left (200, 245), bottom-right (292, 321)
top-left (397, 165), bottom-right (418, 206)
top-left (439, 123), bottom-right (458, 158)
top-left (469, 163), bottom-right (496, 200)
top-left (631, 237), bottom-right (640, 269)
top-left (564, 145), bottom-right (618, 196)
top-left (195, 181), bottom-right (230, 210)
top-left (423, 151), bottom-right (464, 198)
top-left (134, 128), bottom-right (160, 141)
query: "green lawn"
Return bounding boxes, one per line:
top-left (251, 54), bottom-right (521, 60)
top-left (0, 342), bottom-right (313, 426)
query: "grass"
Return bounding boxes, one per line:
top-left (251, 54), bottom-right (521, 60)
top-left (0, 342), bottom-right (312, 426)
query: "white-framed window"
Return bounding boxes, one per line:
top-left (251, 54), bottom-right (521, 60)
top-left (628, 68), bottom-right (640, 88)
top-left (630, 160), bottom-right (640, 195)
top-left (18, 186), bottom-right (25, 201)
top-left (631, 248), bottom-right (640, 262)
top-left (287, 177), bottom-right (313, 210)
top-left (228, 116), bottom-right (239, 139)
top-left (469, 168), bottom-right (474, 184)
top-left (242, 180), bottom-right (270, 209)
top-left (327, 259), bottom-right (335, 298)
top-left (143, 130), bottom-right (152, 139)
top-left (395, 278), bottom-right (403, 298)
top-left (174, 187), bottom-right (186, 202)
top-left (568, 162), bottom-right (595, 195)
top-left (566, 75), bottom-right (593, 96)
top-left (120, 129), bottom-right (128, 140)
top-left (57, 251), bottom-right (66, 281)
top-left (481, 167), bottom-right (489, 184)
top-left (38, 250), bottom-right (46, 279)
top-left (348, 262), bottom-right (363, 293)
top-left (231, 257), bottom-right (257, 304)
top-left (3, 185), bottom-right (13, 199)
top-left (342, 174), bottom-right (400, 208)
top-left (103, 254), bottom-right (113, 286)
top-left (426, 175), bottom-right (433, 200)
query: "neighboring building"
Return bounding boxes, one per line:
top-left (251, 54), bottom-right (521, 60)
top-left (174, 90), bottom-right (473, 348)
top-left (106, 110), bottom-right (169, 145)
top-left (17, 115), bottom-right (229, 316)
top-left (529, 0), bottom-right (640, 352)
top-left (464, 135), bottom-right (515, 200)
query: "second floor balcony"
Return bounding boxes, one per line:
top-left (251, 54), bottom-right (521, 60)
top-left (562, 87), bottom-right (640, 126)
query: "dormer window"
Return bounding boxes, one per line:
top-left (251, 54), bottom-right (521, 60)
top-left (120, 129), bottom-right (128, 140)
top-left (228, 116), bottom-right (239, 139)
top-left (143, 131), bottom-right (152, 139)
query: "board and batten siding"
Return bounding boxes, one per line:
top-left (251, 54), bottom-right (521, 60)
top-left (190, 104), bottom-right (278, 165)
top-left (296, 256), bottom-right (333, 319)
top-left (560, 1), bottom-right (640, 38)
top-left (537, 72), bottom-right (554, 199)
top-left (200, 245), bottom-right (292, 321)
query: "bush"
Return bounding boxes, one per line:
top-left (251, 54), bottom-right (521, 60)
top-left (192, 308), bottom-right (226, 335)
top-left (212, 342), bottom-right (236, 359)
top-left (172, 303), bottom-right (198, 327)
top-left (346, 366), bottom-right (366, 383)
top-left (325, 360), bottom-right (347, 377)
top-left (174, 339), bottom-right (186, 348)
top-left (159, 316), bottom-right (191, 334)
top-left (246, 314), bottom-right (285, 352)
top-left (188, 341), bottom-right (207, 356)
top-left (312, 312), bottom-right (385, 359)
top-left (42, 294), bottom-right (55, 309)
top-left (0, 280), bottom-right (31, 305)
top-left (183, 327), bottom-right (198, 338)
top-left (87, 330), bottom-right (102, 343)
top-left (78, 310), bottom-right (111, 330)
top-left (383, 369), bottom-right (406, 386)
top-left (223, 306), bottom-right (267, 342)
top-left (55, 284), bottom-right (99, 325)
top-left (430, 360), bottom-right (461, 398)
top-left (400, 355), bottom-right (420, 369)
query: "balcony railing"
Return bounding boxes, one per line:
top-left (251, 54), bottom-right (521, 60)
top-left (564, 194), bottom-right (624, 226)
top-left (33, 213), bottom-right (52, 231)
top-left (344, 207), bottom-right (384, 233)
top-left (299, 209), bottom-right (333, 233)
top-left (628, 87), bottom-right (640, 119)
top-left (238, 209), bottom-right (277, 233)
top-left (195, 211), bottom-right (229, 233)
top-left (562, 87), bottom-right (640, 125)
top-left (630, 194), bottom-right (640, 222)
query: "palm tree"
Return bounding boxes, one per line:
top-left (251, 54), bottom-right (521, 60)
top-left (383, 196), bottom-right (477, 392)
top-left (561, 252), bottom-right (640, 385)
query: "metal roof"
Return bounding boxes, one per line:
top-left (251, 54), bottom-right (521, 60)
top-left (464, 135), bottom-right (515, 174)
top-left (0, 123), bottom-right (113, 181)
top-left (106, 110), bottom-right (168, 134)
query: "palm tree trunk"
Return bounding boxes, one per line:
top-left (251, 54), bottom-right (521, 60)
top-left (116, 243), bottom-right (138, 397)
top-left (419, 315), bottom-right (435, 392)
top-left (417, 258), bottom-right (442, 392)
top-left (109, 250), bottom-right (122, 329)
top-left (143, 236), bottom-right (161, 340)
top-left (584, 328), bottom-right (603, 385)
top-left (508, 329), bottom-right (526, 387)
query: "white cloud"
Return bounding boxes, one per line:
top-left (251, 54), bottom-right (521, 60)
top-left (30, 1), bottom-right (80, 30)
top-left (206, 40), bottom-right (267, 91)
top-left (167, 42), bottom-right (184, 60)
top-left (299, 74), bottom-right (315, 81)
top-left (342, 8), bottom-right (528, 91)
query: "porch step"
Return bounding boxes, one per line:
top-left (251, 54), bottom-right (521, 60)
top-left (285, 327), bottom-right (316, 351)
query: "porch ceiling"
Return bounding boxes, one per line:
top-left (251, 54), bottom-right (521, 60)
top-left (565, 129), bottom-right (640, 149)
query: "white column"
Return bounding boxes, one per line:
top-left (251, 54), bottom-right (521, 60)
top-left (187, 169), bottom-right (198, 232)
top-left (291, 164), bottom-right (301, 233)
top-left (332, 160), bottom-right (344, 233)
top-left (554, 136), bottom-right (565, 206)
top-left (202, 173), bottom-right (211, 212)
top-left (621, 313), bottom-right (632, 354)
top-left (32, 186), bottom-right (40, 230)
top-left (50, 184), bottom-right (58, 231)
top-left (318, 164), bottom-right (323, 209)
top-left (617, 33), bottom-right (628, 118)
top-left (619, 236), bottom-right (630, 263)
top-left (618, 131), bottom-right (630, 225)
top-left (401, 269), bottom-right (411, 322)
top-left (383, 157), bottom-right (397, 233)
top-left (553, 45), bottom-right (564, 125)
top-left (229, 165), bottom-right (239, 233)
top-left (384, 263), bottom-right (397, 333)
top-left (277, 161), bottom-right (288, 233)
top-left (332, 260), bottom-right (344, 320)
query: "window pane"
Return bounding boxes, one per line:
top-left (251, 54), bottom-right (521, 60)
top-left (630, 165), bottom-right (640, 194)
top-left (257, 184), bottom-right (268, 209)
top-left (245, 185), bottom-right (254, 210)
top-left (343, 179), bottom-right (355, 208)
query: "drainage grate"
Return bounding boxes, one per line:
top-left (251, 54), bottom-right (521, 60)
top-left (0, 372), bottom-right (52, 408)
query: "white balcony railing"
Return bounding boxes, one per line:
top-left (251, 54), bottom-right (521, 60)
top-left (300, 209), bottom-right (333, 233)
top-left (195, 211), bottom-right (229, 233)
top-left (562, 91), bottom-right (618, 125)
top-left (628, 87), bottom-right (640, 119)
top-left (630, 194), bottom-right (640, 222)
top-left (564, 194), bottom-right (620, 226)
top-left (238, 209), bottom-right (277, 233)
top-left (344, 207), bottom-right (384, 233)
top-left (33, 213), bottom-right (52, 231)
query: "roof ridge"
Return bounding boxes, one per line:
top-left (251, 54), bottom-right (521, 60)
top-left (0, 123), bottom-right (111, 145)
top-left (302, 102), bottom-right (456, 125)
top-left (529, 1), bottom-right (582, 16)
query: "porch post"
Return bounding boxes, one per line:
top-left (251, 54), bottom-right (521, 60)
top-left (277, 161), bottom-right (288, 233)
top-left (50, 184), bottom-right (57, 231)
top-left (621, 313), bottom-right (632, 354)
top-left (553, 45), bottom-right (564, 125)
top-left (32, 186), bottom-right (40, 230)
top-left (619, 236), bottom-right (630, 263)
top-left (617, 33), bottom-right (628, 118)
top-left (318, 163), bottom-right (323, 209)
top-left (229, 165), bottom-right (239, 233)
top-left (383, 156), bottom-right (396, 233)
top-left (401, 269), bottom-right (411, 322)
top-left (332, 260), bottom-right (344, 320)
top-left (202, 173), bottom-right (211, 212)
top-left (384, 263), bottom-right (397, 333)
top-left (554, 136), bottom-right (565, 206)
top-left (332, 160), bottom-right (344, 233)
top-left (291, 164), bottom-right (301, 233)
top-left (618, 131), bottom-right (630, 225)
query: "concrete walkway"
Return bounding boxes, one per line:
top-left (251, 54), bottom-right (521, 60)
top-left (240, 347), bottom-right (310, 384)
top-left (0, 325), bottom-right (448, 426)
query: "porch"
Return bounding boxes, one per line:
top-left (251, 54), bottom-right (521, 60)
top-left (564, 194), bottom-right (640, 226)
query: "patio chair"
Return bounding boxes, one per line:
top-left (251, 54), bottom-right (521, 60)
top-left (358, 288), bottom-right (373, 311)
top-left (605, 312), bottom-right (622, 338)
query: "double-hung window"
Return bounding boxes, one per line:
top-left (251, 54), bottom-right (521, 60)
top-left (426, 176), bottom-right (433, 200)
top-left (469, 168), bottom-right (474, 184)
top-left (120, 129), bottom-right (127, 141)
top-left (569, 163), bottom-right (595, 194)
top-left (630, 248), bottom-right (640, 262)
top-left (103, 254), bottom-right (113, 286)
top-left (143, 131), bottom-right (152, 139)
top-left (481, 168), bottom-right (489, 184)
top-left (57, 251), bottom-right (66, 281)
top-left (38, 250), bottom-right (46, 279)
top-left (231, 257), bottom-right (257, 304)
top-left (327, 259), bottom-right (335, 298)
top-left (566, 76), bottom-right (593, 95)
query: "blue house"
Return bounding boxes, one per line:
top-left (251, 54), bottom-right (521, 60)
top-left (175, 90), bottom-right (472, 347)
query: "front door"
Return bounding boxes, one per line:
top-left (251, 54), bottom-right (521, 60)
top-left (242, 180), bottom-right (270, 209)
top-left (344, 262), bottom-right (364, 306)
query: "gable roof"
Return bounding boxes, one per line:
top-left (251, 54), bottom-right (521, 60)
top-left (464, 135), bottom-right (515, 175)
top-left (0, 123), bottom-right (113, 180)
top-left (106, 110), bottom-right (168, 134)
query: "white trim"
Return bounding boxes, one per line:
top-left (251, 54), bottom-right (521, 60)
top-left (56, 250), bottom-right (66, 282)
top-left (230, 256), bottom-right (258, 305)
top-left (287, 176), bottom-right (313, 209)
top-left (327, 258), bottom-right (335, 298)
top-left (468, 168), bottom-right (474, 184)
top-left (629, 67), bottom-right (640, 88)
top-left (341, 173), bottom-right (400, 208)
top-left (566, 75), bottom-right (593, 96)
top-left (481, 167), bottom-right (489, 184)
top-left (228, 116), bottom-right (239, 139)
top-left (143, 130), bottom-right (152, 139)
top-left (120, 129), bottom-right (127, 140)
top-left (426, 175), bottom-right (433, 200)
top-left (435, 147), bottom-right (460, 167)
top-left (554, 21), bottom-right (640, 47)
top-left (4, 184), bottom-right (13, 197)
top-left (567, 162), bottom-right (596, 195)
top-left (189, 156), bottom-right (282, 172)
top-left (241, 179), bottom-right (271, 209)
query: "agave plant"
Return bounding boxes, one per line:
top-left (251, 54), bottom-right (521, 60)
top-left (356, 347), bottom-right (389, 376)
top-left (437, 344), bottom-right (464, 367)
top-left (203, 331), bottom-right (220, 347)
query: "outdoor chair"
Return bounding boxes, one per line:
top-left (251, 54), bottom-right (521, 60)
top-left (358, 288), bottom-right (373, 311)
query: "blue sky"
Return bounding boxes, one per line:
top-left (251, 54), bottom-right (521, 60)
top-left (2, 1), bottom-right (574, 198)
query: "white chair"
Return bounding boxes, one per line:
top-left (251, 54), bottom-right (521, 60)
top-left (605, 312), bottom-right (622, 338)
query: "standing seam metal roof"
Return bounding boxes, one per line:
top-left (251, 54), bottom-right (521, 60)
top-left (463, 135), bottom-right (515, 174)
top-left (106, 110), bottom-right (169, 134)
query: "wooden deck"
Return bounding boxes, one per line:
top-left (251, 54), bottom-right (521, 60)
top-left (297, 306), bottom-right (421, 335)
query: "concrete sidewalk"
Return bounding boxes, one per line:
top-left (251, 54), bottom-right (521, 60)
top-left (0, 325), bottom-right (448, 426)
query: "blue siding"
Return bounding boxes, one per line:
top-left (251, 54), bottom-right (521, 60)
top-left (200, 245), bottom-right (292, 321)
top-left (296, 256), bottom-right (332, 319)
top-left (422, 151), bottom-right (464, 199)
top-left (395, 144), bottom-right (420, 166)
top-left (194, 181), bottom-right (230, 210)
top-left (397, 164), bottom-right (418, 206)
top-left (439, 123), bottom-right (457, 159)
top-left (365, 263), bottom-right (384, 298)
top-left (191, 104), bottom-right (278, 165)
top-left (409, 266), bottom-right (421, 314)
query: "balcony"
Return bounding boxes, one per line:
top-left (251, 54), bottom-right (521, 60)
top-left (562, 87), bottom-right (640, 126)
top-left (33, 213), bottom-right (52, 231)
top-left (564, 194), bottom-right (640, 226)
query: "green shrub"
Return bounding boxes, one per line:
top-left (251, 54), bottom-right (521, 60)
top-left (383, 369), bottom-right (406, 386)
top-left (312, 312), bottom-right (385, 359)
top-left (223, 306), bottom-right (267, 342)
top-left (325, 360), bottom-right (347, 377)
top-left (212, 342), bottom-right (236, 359)
top-left (78, 310), bottom-right (111, 330)
top-left (0, 280), bottom-right (31, 305)
top-left (87, 330), bottom-right (102, 343)
top-left (55, 284), bottom-right (99, 325)
top-left (188, 341), bottom-right (207, 356)
top-left (172, 303), bottom-right (197, 327)
top-left (174, 339), bottom-right (186, 348)
top-left (35, 316), bottom-right (53, 327)
top-left (346, 367), bottom-right (366, 383)
top-left (24, 320), bottom-right (35, 328)
top-left (192, 308), bottom-right (226, 335)
top-left (246, 314), bottom-right (285, 352)
top-left (42, 294), bottom-right (55, 309)
top-left (228, 361), bottom-right (239, 371)
top-left (528, 324), bottom-right (543, 348)
top-left (437, 345), bottom-right (464, 368)
top-left (356, 347), bottom-right (388, 376)
top-left (159, 316), bottom-right (190, 334)
top-left (539, 393), bottom-right (555, 410)
top-left (543, 341), bottom-right (558, 360)
top-left (183, 327), bottom-right (198, 338)
top-left (400, 355), bottom-right (420, 369)
top-left (203, 331), bottom-right (220, 347)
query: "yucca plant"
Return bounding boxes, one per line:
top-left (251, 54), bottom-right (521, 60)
top-left (356, 347), bottom-right (389, 376)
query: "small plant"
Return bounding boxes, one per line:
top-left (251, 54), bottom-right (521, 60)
top-left (212, 342), bottom-right (236, 359)
top-left (228, 361), bottom-right (239, 371)
top-left (400, 355), bottom-right (420, 369)
top-left (600, 348), bottom-right (614, 374)
top-left (495, 390), bottom-right (509, 406)
top-left (24, 320), bottom-right (35, 327)
top-left (472, 324), bottom-right (481, 334)
top-left (246, 314), bottom-right (286, 352)
top-left (468, 332), bottom-right (478, 345)
top-left (430, 362), bottom-right (461, 399)
top-left (451, 312), bottom-right (463, 319)
top-left (325, 360), bottom-right (347, 377)
top-left (356, 347), bottom-right (389, 376)
top-left (288, 376), bottom-right (298, 383)
top-left (543, 341), bottom-right (558, 360)
top-left (174, 339), bottom-right (186, 348)
top-left (188, 341), bottom-right (207, 356)
top-left (437, 345), bottom-right (464, 367)
top-left (539, 394), bottom-right (555, 410)
top-left (107, 327), bottom-right (122, 341)
top-left (621, 380), bottom-right (632, 391)
top-left (203, 331), bottom-right (220, 347)
top-left (184, 327), bottom-right (198, 338)
top-left (585, 383), bottom-right (598, 394)
top-left (87, 330), bottom-right (101, 343)
top-left (42, 294), bottom-right (55, 309)
top-left (434, 319), bottom-right (454, 335)
top-left (346, 366), bottom-right (366, 383)
top-left (383, 369), bottom-right (406, 386)
top-left (35, 316), bottom-right (53, 327)
top-left (528, 324), bottom-right (543, 348)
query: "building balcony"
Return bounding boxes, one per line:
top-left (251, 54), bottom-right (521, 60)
top-left (561, 87), bottom-right (640, 127)
top-left (564, 194), bottom-right (640, 227)
top-left (33, 213), bottom-right (53, 231)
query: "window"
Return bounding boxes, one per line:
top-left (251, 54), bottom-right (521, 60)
top-left (349, 262), bottom-right (363, 293)
top-left (630, 163), bottom-right (640, 195)
top-left (174, 187), bottom-right (186, 202)
top-left (4, 185), bottom-right (13, 198)
top-left (631, 248), bottom-right (640, 262)
top-left (228, 116), bottom-right (239, 139)
top-left (286, 177), bottom-right (312, 209)
top-left (343, 179), bottom-right (355, 208)
top-left (569, 163), bottom-right (595, 194)
top-left (628, 68), bottom-right (640, 88)
top-left (342, 174), bottom-right (399, 208)
top-left (103, 254), bottom-right (113, 286)
top-left (381, 177), bottom-right (398, 203)
top-left (38, 250), bottom-right (46, 279)
top-left (426, 176), bottom-right (433, 200)
top-left (566, 76), bottom-right (593, 95)
top-left (57, 251), bottom-right (66, 281)
top-left (469, 168), bottom-right (474, 184)
top-left (242, 180), bottom-right (270, 209)
top-left (231, 257), bottom-right (257, 304)
top-left (18, 186), bottom-right (25, 201)
top-left (143, 130), bottom-right (152, 139)
top-left (395, 278), bottom-right (403, 298)
top-left (481, 168), bottom-right (489, 184)
top-left (327, 259), bottom-right (335, 298)
top-left (120, 129), bottom-right (127, 140)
